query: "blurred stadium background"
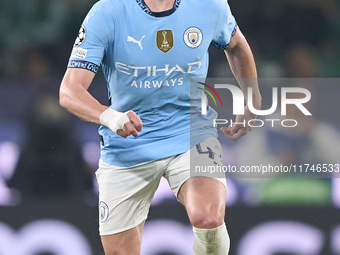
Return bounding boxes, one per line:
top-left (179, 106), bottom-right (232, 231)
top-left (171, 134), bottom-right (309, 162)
top-left (0, 0), bottom-right (340, 254)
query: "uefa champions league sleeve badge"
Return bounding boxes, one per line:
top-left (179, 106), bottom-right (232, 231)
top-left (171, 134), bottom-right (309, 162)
top-left (74, 25), bottom-right (87, 47)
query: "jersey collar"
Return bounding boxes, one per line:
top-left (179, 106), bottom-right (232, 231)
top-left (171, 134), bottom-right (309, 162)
top-left (136, 0), bottom-right (181, 17)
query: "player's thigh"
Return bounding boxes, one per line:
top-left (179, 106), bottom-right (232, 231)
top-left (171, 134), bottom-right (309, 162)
top-left (175, 138), bottom-right (227, 227)
top-left (96, 159), bottom-right (163, 236)
top-left (101, 220), bottom-right (145, 255)
top-left (164, 138), bottom-right (226, 197)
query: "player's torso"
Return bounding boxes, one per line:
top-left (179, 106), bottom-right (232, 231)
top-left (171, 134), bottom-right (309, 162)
top-left (102, 0), bottom-right (220, 113)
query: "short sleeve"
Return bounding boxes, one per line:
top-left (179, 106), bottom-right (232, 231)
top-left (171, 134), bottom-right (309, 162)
top-left (211, 0), bottom-right (237, 50)
top-left (68, 2), bottom-right (114, 73)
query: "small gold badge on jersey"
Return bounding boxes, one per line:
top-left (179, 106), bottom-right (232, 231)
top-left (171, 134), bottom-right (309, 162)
top-left (184, 27), bottom-right (202, 48)
top-left (156, 29), bottom-right (174, 53)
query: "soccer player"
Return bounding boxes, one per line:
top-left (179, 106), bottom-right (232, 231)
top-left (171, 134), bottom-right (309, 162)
top-left (59, 0), bottom-right (261, 254)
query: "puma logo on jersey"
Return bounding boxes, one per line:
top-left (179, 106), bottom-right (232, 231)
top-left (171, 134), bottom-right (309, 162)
top-left (127, 35), bottom-right (145, 50)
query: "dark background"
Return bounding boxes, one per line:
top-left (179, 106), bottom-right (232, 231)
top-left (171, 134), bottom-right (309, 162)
top-left (0, 0), bottom-right (340, 254)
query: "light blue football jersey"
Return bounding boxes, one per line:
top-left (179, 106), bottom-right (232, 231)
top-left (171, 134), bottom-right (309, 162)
top-left (68, 0), bottom-right (237, 167)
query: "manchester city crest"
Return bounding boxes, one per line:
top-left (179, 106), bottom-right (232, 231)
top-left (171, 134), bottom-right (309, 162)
top-left (99, 201), bottom-right (109, 223)
top-left (184, 27), bottom-right (202, 48)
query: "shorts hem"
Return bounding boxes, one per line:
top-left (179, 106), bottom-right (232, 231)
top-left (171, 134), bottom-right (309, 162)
top-left (99, 216), bottom-right (148, 236)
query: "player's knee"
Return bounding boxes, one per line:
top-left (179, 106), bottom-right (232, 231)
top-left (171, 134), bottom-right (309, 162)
top-left (188, 207), bottom-right (224, 229)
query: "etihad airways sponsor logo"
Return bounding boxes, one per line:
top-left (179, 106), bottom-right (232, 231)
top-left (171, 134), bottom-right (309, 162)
top-left (115, 61), bottom-right (201, 77)
top-left (131, 78), bottom-right (183, 89)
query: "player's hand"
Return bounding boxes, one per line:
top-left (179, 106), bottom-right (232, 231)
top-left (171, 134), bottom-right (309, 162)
top-left (116, 111), bottom-right (143, 138)
top-left (221, 106), bottom-right (256, 141)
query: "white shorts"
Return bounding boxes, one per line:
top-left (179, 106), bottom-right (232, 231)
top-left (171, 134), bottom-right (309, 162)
top-left (95, 137), bottom-right (226, 235)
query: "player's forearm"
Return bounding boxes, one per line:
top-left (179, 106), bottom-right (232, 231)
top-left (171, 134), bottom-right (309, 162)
top-left (59, 73), bottom-right (108, 124)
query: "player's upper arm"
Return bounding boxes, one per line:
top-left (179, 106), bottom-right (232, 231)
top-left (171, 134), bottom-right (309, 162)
top-left (67, 1), bottom-right (114, 73)
top-left (60, 1), bottom-right (115, 107)
top-left (225, 27), bottom-right (248, 53)
top-left (211, 0), bottom-right (237, 50)
top-left (61, 68), bottom-right (96, 92)
top-left (59, 68), bottom-right (96, 107)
